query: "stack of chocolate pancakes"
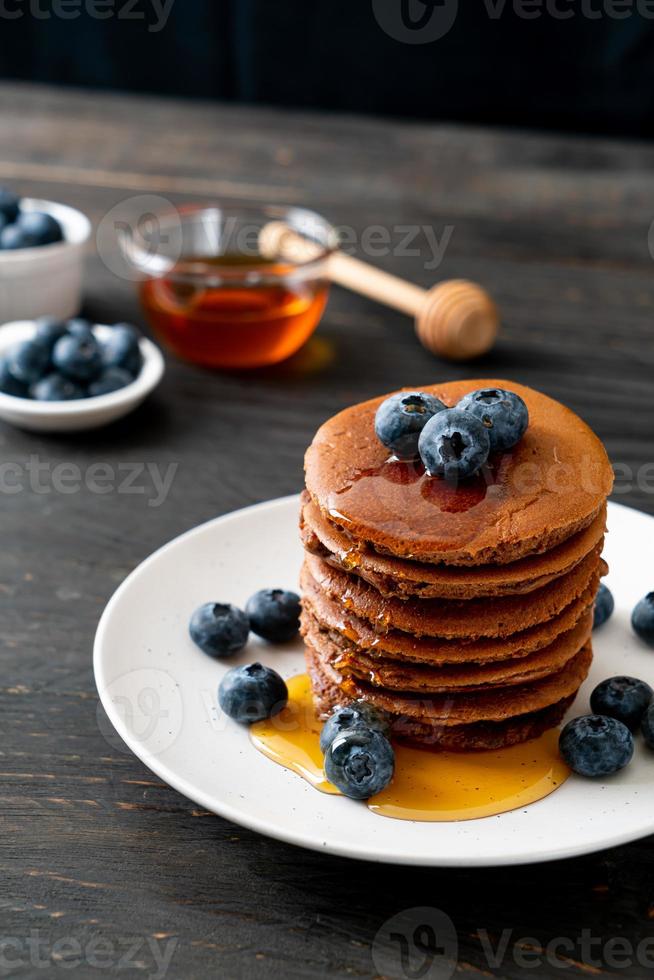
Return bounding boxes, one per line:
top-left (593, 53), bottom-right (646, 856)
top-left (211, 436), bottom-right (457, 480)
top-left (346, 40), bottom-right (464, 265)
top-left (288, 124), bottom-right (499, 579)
top-left (300, 379), bottom-right (614, 751)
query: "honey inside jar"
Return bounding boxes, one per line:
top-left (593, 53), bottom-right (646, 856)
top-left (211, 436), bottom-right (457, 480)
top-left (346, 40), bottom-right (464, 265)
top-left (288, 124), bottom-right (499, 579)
top-left (123, 204), bottom-right (335, 370)
top-left (140, 254), bottom-right (329, 370)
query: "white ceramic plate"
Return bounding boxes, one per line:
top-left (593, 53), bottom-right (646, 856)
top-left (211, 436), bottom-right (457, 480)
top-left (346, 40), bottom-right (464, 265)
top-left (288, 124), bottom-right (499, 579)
top-left (0, 321), bottom-right (164, 432)
top-left (94, 496), bottom-right (654, 866)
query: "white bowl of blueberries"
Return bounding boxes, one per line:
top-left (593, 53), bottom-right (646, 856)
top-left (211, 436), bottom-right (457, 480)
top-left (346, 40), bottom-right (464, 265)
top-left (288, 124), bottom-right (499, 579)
top-left (0, 187), bottom-right (91, 322)
top-left (0, 317), bottom-right (165, 432)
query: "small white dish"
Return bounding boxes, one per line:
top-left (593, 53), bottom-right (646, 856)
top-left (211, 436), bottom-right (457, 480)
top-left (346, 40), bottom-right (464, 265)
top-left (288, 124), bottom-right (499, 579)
top-left (94, 496), bottom-right (654, 867)
top-left (0, 199), bottom-right (91, 321)
top-left (0, 320), bottom-right (165, 432)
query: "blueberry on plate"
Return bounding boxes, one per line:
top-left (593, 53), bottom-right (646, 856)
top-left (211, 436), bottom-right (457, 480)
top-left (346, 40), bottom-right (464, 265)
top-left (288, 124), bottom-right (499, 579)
top-left (593, 583), bottom-right (614, 630)
top-left (374, 391), bottom-right (447, 458)
top-left (320, 700), bottom-right (391, 754)
top-left (457, 387), bottom-right (529, 452)
top-left (418, 408), bottom-right (490, 481)
top-left (0, 187), bottom-right (20, 224)
top-left (31, 373), bottom-right (85, 401)
top-left (559, 714), bottom-right (634, 777)
top-left (324, 728), bottom-right (395, 799)
top-left (246, 588), bottom-right (301, 643)
top-left (218, 662), bottom-right (288, 723)
top-left (88, 367), bottom-right (134, 397)
top-left (590, 676), bottom-right (653, 730)
top-left (102, 323), bottom-right (143, 377)
top-left (632, 593), bottom-right (654, 647)
top-left (0, 223), bottom-right (36, 250)
top-left (7, 339), bottom-right (50, 385)
top-left (641, 704), bottom-right (654, 749)
top-left (0, 357), bottom-right (28, 397)
top-left (52, 332), bottom-right (103, 382)
top-left (66, 318), bottom-right (95, 340)
top-left (17, 211), bottom-right (63, 247)
top-left (189, 602), bottom-right (249, 658)
top-left (35, 317), bottom-right (68, 352)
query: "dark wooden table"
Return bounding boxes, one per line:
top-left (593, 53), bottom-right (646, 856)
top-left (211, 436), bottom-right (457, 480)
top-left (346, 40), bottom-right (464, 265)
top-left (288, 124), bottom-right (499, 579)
top-left (2, 82), bottom-right (654, 979)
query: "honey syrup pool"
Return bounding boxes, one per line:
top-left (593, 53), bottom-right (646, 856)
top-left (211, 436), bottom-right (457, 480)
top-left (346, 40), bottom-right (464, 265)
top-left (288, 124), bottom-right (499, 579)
top-left (250, 674), bottom-right (570, 821)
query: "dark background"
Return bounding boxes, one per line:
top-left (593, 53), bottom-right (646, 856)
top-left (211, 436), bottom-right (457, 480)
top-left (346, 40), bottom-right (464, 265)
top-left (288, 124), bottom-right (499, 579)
top-left (2, 0), bottom-right (654, 137)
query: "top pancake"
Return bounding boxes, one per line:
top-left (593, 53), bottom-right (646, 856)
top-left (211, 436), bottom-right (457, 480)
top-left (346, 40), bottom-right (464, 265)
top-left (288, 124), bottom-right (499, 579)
top-left (305, 379), bottom-right (613, 565)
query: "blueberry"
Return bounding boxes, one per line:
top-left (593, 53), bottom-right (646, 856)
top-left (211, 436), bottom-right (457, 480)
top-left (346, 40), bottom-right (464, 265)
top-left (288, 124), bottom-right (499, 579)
top-left (0, 187), bottom-right (20, 224)
top-left (246, 588), bottom-right (301, 643)
top-left (17, 211), bottom-right (63, 247)
top-left (52, 332), bottom-right (103, 382)
top-left (374, 391), bottom-right (447, 458)
top-left (593, 583), bottom-right (614, 630)
top-left (66, 318), bottom-right (94, 339)
top-left (418, 408), bottom-right (490, 481)
top-left (324, 728), bottom-right (395, 799)
top-left (641, 704), bottom-right (654, 749)
top-left (319, 700), bottom-right (391, 754)
top-left (0, 223), bottom-right (36, 250)
top-left (35, 317), bottom-right (68, 352)
top-left (102, 323), bottom-right (143, 377)
top-left (189, 602), bottom-right (249, 658)
top-left (31, 373), bottom-right (85, 401)
top-left (88, 367), bottom-right (134, 397)
top-left (590, 676), bottom-right (653, 730)
top-left (7, 339), bottom-right (50, 384)
top-left (0, 357), bottom-right (28, 397)
top-left (457, 387), bottom-right (529, 452)
top-left (559, 714), bottom-right (634, 777)
top-left (218, 662), bottom-right (288, 723)
top-left (632, 593), bottom-right (654, 647)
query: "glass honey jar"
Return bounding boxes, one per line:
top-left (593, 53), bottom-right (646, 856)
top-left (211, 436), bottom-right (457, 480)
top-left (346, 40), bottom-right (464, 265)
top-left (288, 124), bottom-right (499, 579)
top-left (120, 204), bottom-right (337, 369)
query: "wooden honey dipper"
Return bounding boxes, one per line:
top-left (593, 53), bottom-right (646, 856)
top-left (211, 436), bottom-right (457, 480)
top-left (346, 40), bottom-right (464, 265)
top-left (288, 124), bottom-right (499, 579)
top-left (258, 221), bottom-right (499, 361)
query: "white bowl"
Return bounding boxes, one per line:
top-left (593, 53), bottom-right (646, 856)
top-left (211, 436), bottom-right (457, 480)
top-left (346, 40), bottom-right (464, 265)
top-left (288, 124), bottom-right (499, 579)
top-left (0, 321), bottom-right (165, 432)
top-left (0, 199), bottom-right (91, 321)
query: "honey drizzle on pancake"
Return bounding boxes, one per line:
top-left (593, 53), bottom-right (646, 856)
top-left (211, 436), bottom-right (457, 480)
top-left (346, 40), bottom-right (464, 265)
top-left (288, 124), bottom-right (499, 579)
top-left (251, 674), bottom-right (570, 822)
top-left (326, 456), bottom-right (511, 555)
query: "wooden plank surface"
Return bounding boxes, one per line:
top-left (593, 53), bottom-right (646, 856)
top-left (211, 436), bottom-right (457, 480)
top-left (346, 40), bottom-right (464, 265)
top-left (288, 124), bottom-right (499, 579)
top-left (1, 82), bottom-right (653, 979)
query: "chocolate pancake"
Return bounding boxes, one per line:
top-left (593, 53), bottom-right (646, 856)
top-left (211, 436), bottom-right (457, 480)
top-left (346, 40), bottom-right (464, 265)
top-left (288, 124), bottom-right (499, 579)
top-left (302, 568), bottom-right (598, 664)
top-left (301, 494), bottom-right (607, 600)
top-left (305, 379), bottom-right (613, 566)
top-left (303, 549), bottom-right (605, 640)
top-left (307, 639), bottom-right (592, 723)
top-left (302, 605), bottom-right (593, 692)
top-left (306, 646), bottom-right (581, 751)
